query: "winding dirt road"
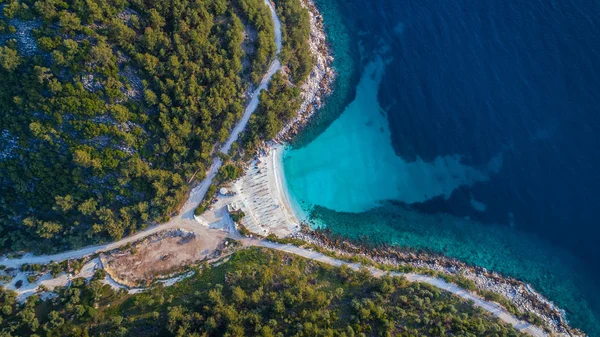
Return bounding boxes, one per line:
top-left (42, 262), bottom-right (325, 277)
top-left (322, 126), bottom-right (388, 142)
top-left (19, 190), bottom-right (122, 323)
top-left (1, 0), bottom-right (284, 269)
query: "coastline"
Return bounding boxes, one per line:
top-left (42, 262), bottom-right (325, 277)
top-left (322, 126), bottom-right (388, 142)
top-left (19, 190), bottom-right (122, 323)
top-left (275, 0), bottom-right (336, 142)
top-left (271, 144), bottom-right (309, 224)
top-left (255, 141), bottom-right (581, 336)
top-left (297, 230), bottom-right (584, 336)
top-left (256, 1), bottom-right (584, 336)
top-left (0, 0), bottom-right (585, 335)
top-left (247, 0), bottom-right (336, 233)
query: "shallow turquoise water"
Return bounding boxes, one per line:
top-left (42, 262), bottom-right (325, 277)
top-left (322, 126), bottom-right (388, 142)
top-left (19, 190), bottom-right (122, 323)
top-left (283, 53), bottom-right (599, 334)
top-left (282, 0), bottom-right (600, 334)
top-left (285, 57), bottom-right (503, 213)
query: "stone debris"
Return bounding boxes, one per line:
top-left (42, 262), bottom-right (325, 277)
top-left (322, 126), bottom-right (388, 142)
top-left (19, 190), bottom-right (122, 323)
top-left (9, 19), bottom-right (41, 57)
top-left (120, 65), bottom-right (143, 100)
top-left (116, 50), bottom-right (131, 64)
top-left (116, 143), bottom-right (136, 155)
top-left (83, 135), bottom-right (111, 150)
top-left (81, 73), bottom-right (103, 92)
top-left (90, 115), bottom-right (118, 125)
top-left (117, 8), bottom-right (139, 26)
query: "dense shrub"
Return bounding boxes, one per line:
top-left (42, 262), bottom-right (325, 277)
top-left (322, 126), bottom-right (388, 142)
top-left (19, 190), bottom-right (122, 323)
top-left (0, 0), bottom-right (278, 253)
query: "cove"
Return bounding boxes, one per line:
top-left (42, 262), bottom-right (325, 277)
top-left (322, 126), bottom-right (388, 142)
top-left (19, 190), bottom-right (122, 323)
top-left (283, 56), bottom-right (503, 214)
top-left (284, 55), bottom-right (600, 335)
top-left (282, 0), bottom-right (600, 333)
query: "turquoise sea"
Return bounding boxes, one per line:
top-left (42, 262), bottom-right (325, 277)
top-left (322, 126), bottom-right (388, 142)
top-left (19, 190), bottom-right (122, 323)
top-left (283, 0), bottom-right (600, 334)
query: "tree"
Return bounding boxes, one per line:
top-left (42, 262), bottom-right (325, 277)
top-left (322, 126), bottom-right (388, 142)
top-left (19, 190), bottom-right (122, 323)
top-left (55, 195), bottom-right (74, 212)
top-left (232, 286), bottom-right (247, 304)
top-left (0, 46), bottom-right (20, 71)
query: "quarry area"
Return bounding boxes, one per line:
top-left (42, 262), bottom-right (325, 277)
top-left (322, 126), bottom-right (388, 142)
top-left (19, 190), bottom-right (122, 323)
top-left (100, 229), bottom-right (231, 288)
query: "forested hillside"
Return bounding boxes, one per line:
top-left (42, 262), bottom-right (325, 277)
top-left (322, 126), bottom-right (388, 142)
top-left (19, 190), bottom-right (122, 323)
top-left (244, 0), bottom-right (314, 151)
top-left (0, 248), bottom-right (526, 336)
top-left (0, 0), bottom-right (278, 253)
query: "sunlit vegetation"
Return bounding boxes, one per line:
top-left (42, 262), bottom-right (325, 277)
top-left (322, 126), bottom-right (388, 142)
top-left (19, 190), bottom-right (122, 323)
top-left (243, 71), bottom-right (302, 151)
top-left (238, 0), bottom-right (276, 83)
top-left (0, 248), bottom-right (526, 336)
top-left (0, 0), bottom-right (278, 253)
top-left (275, 0), bottom-right (314, 83)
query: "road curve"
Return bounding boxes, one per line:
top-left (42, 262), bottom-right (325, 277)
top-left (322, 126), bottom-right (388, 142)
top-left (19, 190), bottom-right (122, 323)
top-left (251, 239), bottom-right (547, 337)
top-left (220, 0), bottom-right (283, 154)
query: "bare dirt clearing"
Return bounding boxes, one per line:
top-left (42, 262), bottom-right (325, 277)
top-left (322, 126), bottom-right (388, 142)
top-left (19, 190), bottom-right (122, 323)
top-left (101, 229), bottom-right (226, 287)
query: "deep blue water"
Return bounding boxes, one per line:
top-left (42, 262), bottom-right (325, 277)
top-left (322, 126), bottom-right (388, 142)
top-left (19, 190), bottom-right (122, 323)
top-left (379, 0), bottom-right (600, 262)
top-left (284, 0), bottom-right (600, 334)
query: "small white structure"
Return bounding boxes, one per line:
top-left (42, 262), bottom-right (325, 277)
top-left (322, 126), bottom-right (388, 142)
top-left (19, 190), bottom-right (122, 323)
top-left (227, 203), bottom-right (241, 213)
top-left (219, 187), bottom-right (228, 195)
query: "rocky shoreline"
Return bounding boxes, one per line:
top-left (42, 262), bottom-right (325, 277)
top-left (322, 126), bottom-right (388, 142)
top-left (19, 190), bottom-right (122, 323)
top-left (262, 1), bottom-right (583, 336)
top-left (289, 228), bottom-right (584, 336)
top-left (275, 0), bottom-right (336, 142)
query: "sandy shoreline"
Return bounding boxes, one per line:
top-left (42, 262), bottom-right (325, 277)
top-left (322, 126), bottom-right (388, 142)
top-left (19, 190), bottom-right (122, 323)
top-left (246, 1), bottom-right (583, 335)
top-left (192, 0), bottom-right (334, 235)
top-left (216, 0), bottom-right (335, 235)
top-left (271, 145), bottom-right (308, 224)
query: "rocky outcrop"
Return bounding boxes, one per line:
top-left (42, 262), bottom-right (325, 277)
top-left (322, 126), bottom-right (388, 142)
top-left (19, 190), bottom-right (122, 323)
top-left (276, 0), bottom-right (336, 142)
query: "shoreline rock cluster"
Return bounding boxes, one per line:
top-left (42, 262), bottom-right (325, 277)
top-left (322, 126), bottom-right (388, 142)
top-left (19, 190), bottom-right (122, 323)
top-left (292, 228), bottom-right (584, 336)
top-left (275, 0), bottom-right (336, 142)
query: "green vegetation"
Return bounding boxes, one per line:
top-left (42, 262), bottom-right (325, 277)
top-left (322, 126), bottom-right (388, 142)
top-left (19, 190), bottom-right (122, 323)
top-left (242, 0), bottom-right (313, 152)
top-left (0, 0), bottom-right (279, 253)
top-left (237, 223), bottom-right (254, 237)
top-left (244, 71), bottom-right (302, 151)
top-left (16, 257), bottom-right (89, 283)
top-left (266, 233), bottom-right (306, 246)
top-left (0, 248), bottom-right (526, 336)
top-left (275, 0), bottom-right (314, 83)
top-left (238, 0), bottom-right (276, 83)
top-left (193, 161), bottom-right (241, 216)
top-left (217, 163), bottom-right (242, 182)
top-left (229, 209), bottom-right (245, 223)
top-left (278, 233), bottom-right (551, 331)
